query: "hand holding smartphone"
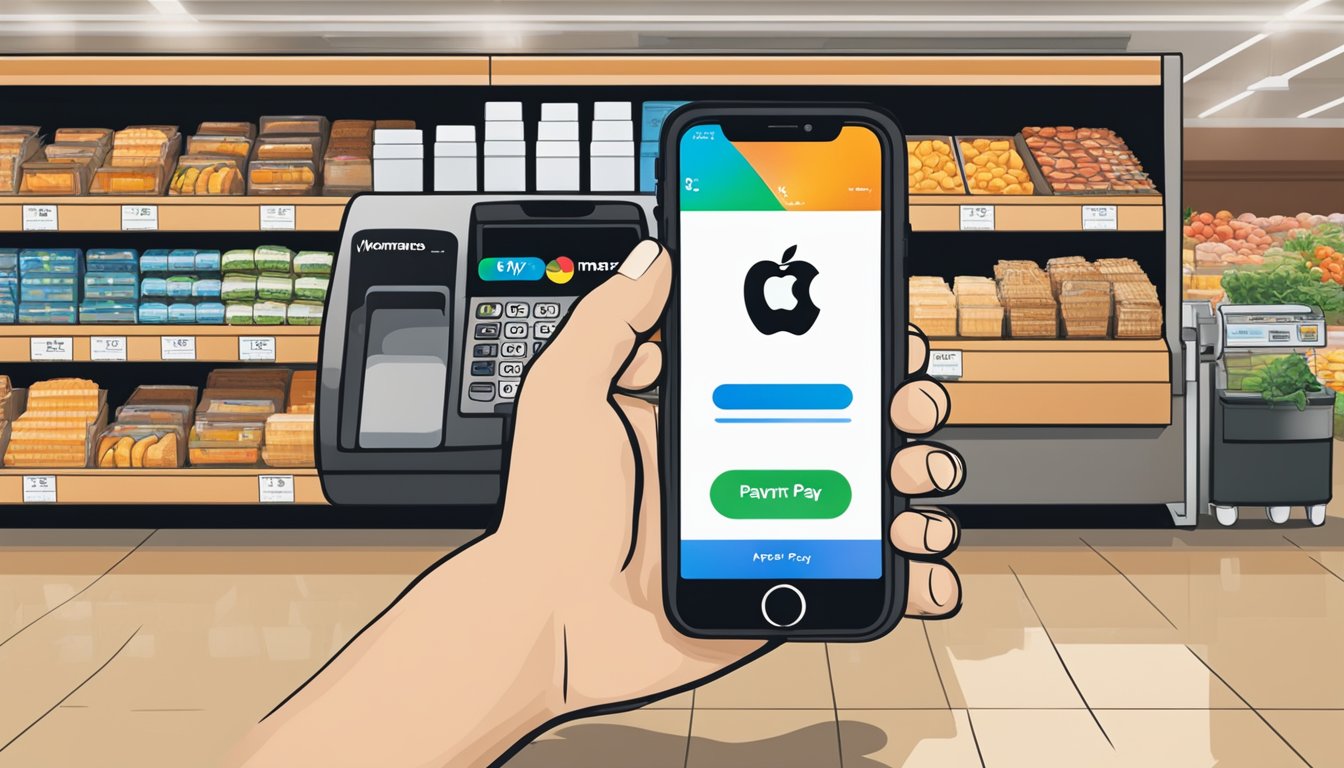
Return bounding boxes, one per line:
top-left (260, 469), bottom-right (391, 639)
top-left (659, 103), bottom-right (908, 640)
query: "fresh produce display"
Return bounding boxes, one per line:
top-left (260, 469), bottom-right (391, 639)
top-left (1220, 254), bottom-right (1344, 325)
top-left (907, 137), bottom-right (965, 194)
top-left (1184, 210), bottom-right (1274, 266)
top-left (1235, 353), bottom-right (1322, 411)
top-left (1308, 348), bottom-right (1344, 395)
top-left (1183, 210), bottom-right (1344, 305)
top-left (1020, 126), bottom-right (1158, 194)
top-left (957, 138), bottom-right (1034, 195)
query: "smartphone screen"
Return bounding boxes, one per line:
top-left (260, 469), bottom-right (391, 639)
top-left (677, 122), bottom-right (885, 582)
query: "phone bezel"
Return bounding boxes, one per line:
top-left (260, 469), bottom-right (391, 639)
top-left (658, 102), bottom-right (908, 641)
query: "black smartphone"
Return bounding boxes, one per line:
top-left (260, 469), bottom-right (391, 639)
top-left (658, 103), bottom-right (907, 640)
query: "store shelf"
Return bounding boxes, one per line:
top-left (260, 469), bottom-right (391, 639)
top-left (490, 55), bottom-right (1163, 86)
top-left (0, 195), bottom-right (1162, 233)
top-left (928, 338), bottom-right (1171, 425)
top-left (0, 196), bottom-right (348, 233)
top-left (910, 195), bottom-right (1164, 232)
top-left (0, 325), bottom-right (318, 363)
top-left (0, 56), bottom-right (490, 86)
top-left (0, 468), bottom-right (324, 505)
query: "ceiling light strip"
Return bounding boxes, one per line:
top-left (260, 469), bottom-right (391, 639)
top-left (1183, 33), bottom-right (1267, 83)
top-left (1198, 90), bottom-right (1253, 119)
top-left (1300, 95), bottom-right (1344, 118)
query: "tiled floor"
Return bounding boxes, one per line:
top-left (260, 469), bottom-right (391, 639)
top-left (1, 516), bottom-right (1342, 767)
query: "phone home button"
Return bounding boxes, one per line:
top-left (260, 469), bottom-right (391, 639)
top-left (761, 584), bottom-right (807, 628)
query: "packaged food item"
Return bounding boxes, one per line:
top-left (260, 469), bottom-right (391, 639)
top-left (1058, 280), bottom-right (1113, 338)
top-left (254, 245), bottom-right (294, 273)
top-left (138, 302), bottom-right (169, 323)
top-left (193, 278), bottom-right (222, 299)
top-left (288, 370), bottom-right (317, 413)
top-left (954, 276), bottom-right (1004, 338)
top-left (376, 120), bottom-right (416, 130)
top-left (140, 249), bottom-right (170, 274)
top-left (196, 301), bottom-right (226, 324)
top-left (294, 275), bottom-right (329, 302)
top-left (206, 368), bottom-right (293, 393)
top-left (293, 250), bottom-right (334, 276)
top-left (167, 302), bottom-right (196, 324)
top-left (18, 304), bottom-right (78, 324)
top-left (20, 277), bottom-right (79, 303)
top-left (125, 384), bottom-right (198, 410)
top-left (257, 273), bottom-right (293, 301)
top-left (85, 248), bottom-right (138, 271)
top-left (19, 161), bottom-right (88, 195)
top-left (286, 301), bottom-right (324, 326)
top-left (248, 160), bottom-right (318, 194)
top-left (995, 260), bottom-right (1057, 337)
top-left (19, 248), bottom-right (81, 273)
top-left (169, 156), bottom-right (245, 195)
top-left (262, 413), bottom-right (314, 467)
top-left (197, 122), bottom-right (256, 139)
top-left (222, 249), bottom-right (256, 273)
top-left (908, 277), bottom-right (957, 338)
top-left (225, 302), bottom-right (253, 325)
top-left (254, 136), bottom-right (323, 162)
top-left (1020, 126), bottom-right (1159, 195)
top-left (94, 425), bottom-right (186, 468)
top-left (0, 131), bottom-right (42, 194)
top-left (221, 274), bottom-right (257, 301)
top-left (195, 250), bottom-right (221, 272)
top-left (259, 115), bottom-right (329, 136)
top-left (84, 274), bottom-right (138, 301)
top-left (188, 421), bottom-right (264, 466)
top-left (186, 134), bottom-right (253, 158)
top-left (957, 137), bottom-right (1035, 195)
top-left (140, 277), bottom-right (168, 298)
top-left (165, 275), bottom-right (196, 298)
top-left (331, 120), bottom-right (375, 140)
top-left (5, 378), bottom-right (105, 468)
top-left (907, 137), bottom-right (966, 194)
top-left (43, 143), bottom-right (107, 165)
top-left (253, 301), bottom-right (287, 325)
top-left (55, 128), bottom-right (114, 144)
top-left (79, 301), bottom-right (137, 324)
top-left (90, 165), bottom-right (166, 195)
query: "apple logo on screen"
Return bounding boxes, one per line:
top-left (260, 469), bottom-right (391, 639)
top-left (744, 244), bottom-right (820, 335)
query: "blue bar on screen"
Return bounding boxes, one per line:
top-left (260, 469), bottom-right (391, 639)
top-left (681, 539), bottom-right (882, 579)
top-left (712, 383), bottom-right (853, 411)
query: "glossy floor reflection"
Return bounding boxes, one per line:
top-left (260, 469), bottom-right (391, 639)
top-left (0, 516), bottom-right (1341, 767)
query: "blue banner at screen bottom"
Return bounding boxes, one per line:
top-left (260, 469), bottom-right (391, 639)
top-left (681, 539), bottom-right (882, 579)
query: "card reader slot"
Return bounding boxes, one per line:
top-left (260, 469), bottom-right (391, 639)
top-left (355, 288), bottom-right (453, 450)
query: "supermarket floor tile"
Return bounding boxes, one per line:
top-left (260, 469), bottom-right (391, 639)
top-left (828, 621), bottom-right (949, 709)
top-left (685, 709), bottom-right (841, 768)
top-left (505, 707), bottom-right (692, 768)
top-left (965, 709), bottom-right (1116, 768)
top-left (1094, 709), bottom-right (1310, 768)
top-left (837, 709), bottom-right (983, 768)
top-left (691, 641), bottom-right (835, 709)
top-left (1257, 710), bottom-right (1344, 768)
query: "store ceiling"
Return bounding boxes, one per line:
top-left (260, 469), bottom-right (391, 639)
top-left (1, 0), bottom-right (1343, 125)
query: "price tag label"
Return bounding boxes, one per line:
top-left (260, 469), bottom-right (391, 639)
top-left (928, 350), bottom-right (964, 380)
top-left (121, 205), bottom-right (159, 231)
top-left (259, 475), bottom-right (295, 504)
top-left (23, 475), bottom-right (57, 503)
top-left (1082, 205), bottom-right (1119, 231)
top-left (259, 204), bottom-right (297, 231)
top-left (160, 335), bottom-right (196, 360)
top-left (959, 205), bottom-right (995, 231)
top-left (21, 204), bottom-right (58, 231)
top-left (239, 336), bottom-right (277, 361)
top-left (29, 337), bottom-right (73, 361)
top-left (90, 336), bottom-right (128, 361)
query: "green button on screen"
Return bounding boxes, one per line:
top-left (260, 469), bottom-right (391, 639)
top-left (710, 470), bottom-right (852, 519)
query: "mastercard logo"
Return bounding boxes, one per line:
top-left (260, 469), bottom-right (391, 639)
top-left (545, 256), bottom-right (575, 285)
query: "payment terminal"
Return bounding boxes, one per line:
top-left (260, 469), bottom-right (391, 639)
top-left (319, 194), bottom-right (656, 507)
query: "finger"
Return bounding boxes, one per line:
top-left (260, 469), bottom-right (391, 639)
top-left (890, 442), bottom-right (965, 496)
top-left (905, 560), bottom-right (962, 619)
top-left (889, 378), bottom-right (950, 436)
top-left (908, 325), bottom-right (930, 375)
top-left (890, 509), bottom-right (961, 557)
top-left (531, 240), bottom-right (671, 395)
top-left (616, 341), bottom-right (662, 393)
top-left (615, 394), bottom-right (663, 586)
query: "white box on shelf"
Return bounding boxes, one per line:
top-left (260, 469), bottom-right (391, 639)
top-left (374, 144), bottom-right (424, 160)
top-left (591, 155), bottom-right (635, 191)
top-left (485, 156), bottom-right (526, 191)
top-left (373, 128), bottom-right (423, 145)
top-left (536, 121), bottom-right (579, 142)
top-left (590, 140), bottom-right (635, 157)
top-left (536, 142), bottom-right (580, 191)
top-left (593, 101), bottom-right (632, 121)
top-left (374, 152), bottom-right (424, 192)
top-left (483, 140), bottom-right (526, 157)
top-left (541, 102), bottom-right (579, 122)
top-left (434, 144), bottom-right (477, 191)
top-left (591, 121), bottom-right (634, 141)
top-left (435, 124), bottom-right (476, 143)
top-left (485, 101), bottom-right (524, 121)
top-left (485, 121), bottom-right (525, 141)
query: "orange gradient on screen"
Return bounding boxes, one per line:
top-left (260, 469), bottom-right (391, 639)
top-left (732, 126), bottom-right (882, 211)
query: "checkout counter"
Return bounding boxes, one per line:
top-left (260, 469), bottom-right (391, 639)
top-left (319, 193), bottom-right (655, 506)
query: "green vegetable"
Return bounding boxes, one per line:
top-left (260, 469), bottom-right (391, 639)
top-left (1222, 255), bottom-right (1344, 324)
top-left (1238, 354), bottom-right (1322, 411)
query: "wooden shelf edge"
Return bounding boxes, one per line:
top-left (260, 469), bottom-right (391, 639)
top-left (911, 195), bottom-right (1163, 206)
top-left (0, 56), bottom-right (490, 86)
top-left (0, 325), bottom-right (319, 337)
top-left (928, 339), bottom-right (1168, 351)
top-left (0, 196), bottom-right (350, 207)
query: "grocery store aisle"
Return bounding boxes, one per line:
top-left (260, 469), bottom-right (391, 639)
top-left (1, 514), bottom-right (1342, 768)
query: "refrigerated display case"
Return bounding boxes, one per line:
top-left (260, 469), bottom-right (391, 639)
top-left (0, 53), bottom-right (1187, 525)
